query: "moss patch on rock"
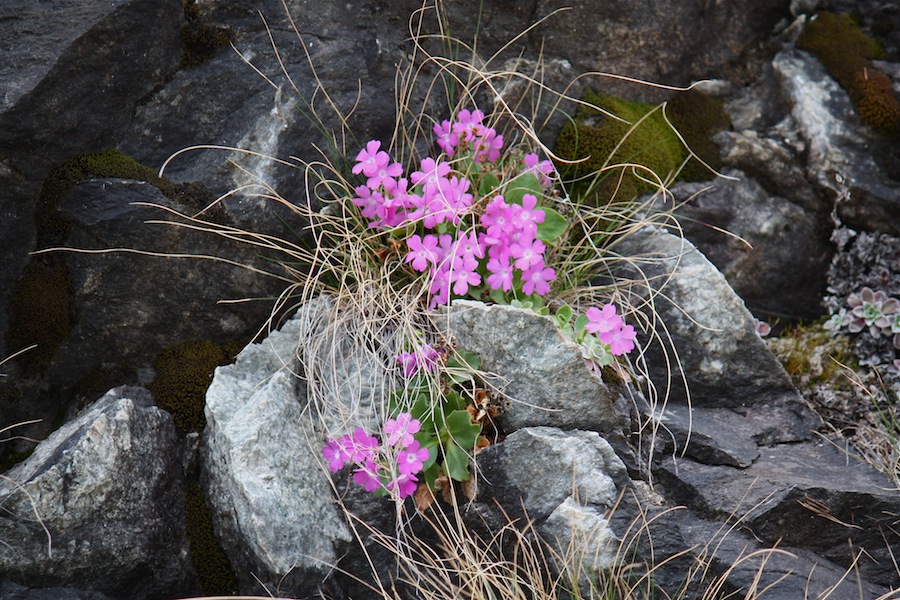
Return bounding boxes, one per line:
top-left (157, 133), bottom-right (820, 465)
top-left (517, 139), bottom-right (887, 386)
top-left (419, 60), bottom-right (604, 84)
top-left (6, 260), bottom-right (73, 373)
top-left (553, 88), bottom-right (728, 203)
top-left (767, 323), bottom-right (857, 391)
top-left (185, 481), bottom-right (238, 595)
top-left (149, 339), bottom-right (234, 434)
top-left (667, 89), bottom-right (731, 181)
top-left (36, 148), bottom-right (177, 248)
top-left (181, 0), bottom-right (234, 67)
top-left (798, 12), bottom-right (900, 137)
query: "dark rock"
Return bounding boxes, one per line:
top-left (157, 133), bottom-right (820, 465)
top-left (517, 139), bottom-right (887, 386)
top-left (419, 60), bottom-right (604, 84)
top-left (0, 0), bottom-right (182, 357)
top-left (641, 509), bottom-right (892, 599)
top-left (656, 439), bottom-right (900, 589)
top-left (0, 580), bottom-right (117, 600)
top-left (0, 386), bottom-right (197, 599)
top-left (615, 226), bottom-right (803, 409)
top-left (653, 404), bottom-right (761, 467)
top-left (669, 170), bottom-right (833, 323)
top-left (1, 178), bottom-right (285, 460)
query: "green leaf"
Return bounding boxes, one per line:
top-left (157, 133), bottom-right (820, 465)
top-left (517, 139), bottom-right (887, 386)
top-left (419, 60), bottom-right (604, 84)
top-left (423, 462), bottom-right (443, 490)
top-left (444, 389), bottom-right (467, 414)
top-left (416, 435), bottom-right (440, 473)
top-left (479, 172), bottom-right (501, 196)
top-left (574, 313), bottom-right (589, 338)
top-left (443, 443), bottom-right (472, 481)
top-left (445, 410), bottom-right (482, 448)
top-left (536, 206), bottom-right (568, 243)
top-left (454, 349), bottom-right (482, 371)
top-left (555, 305), bottom-right (573, 328)
top-left (504, 172), bottom-right (542, 205)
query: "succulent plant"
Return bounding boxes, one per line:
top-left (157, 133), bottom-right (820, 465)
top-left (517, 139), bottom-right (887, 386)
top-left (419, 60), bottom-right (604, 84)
top-left (846, 286), bottom-right (899, 337)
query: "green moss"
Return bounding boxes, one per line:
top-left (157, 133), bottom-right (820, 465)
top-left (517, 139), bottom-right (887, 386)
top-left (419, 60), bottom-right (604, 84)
top-left (554, 89), bottom-right (686, 203)
top-left (36, 148), bottom-right (176, 247)
top-left (181, 0), bottom-right (234, 67)
top-left (149, 339), bottom-right (233, 434)
top-left (185, 481), bottom-right (238, 595)
top-left (6, 260), bottom-right (73, 373)
top-left (768, 323), bottom-right (857, 391)
top-left (798, 12), bottom-right (899, 138)
top-left (666, 89), bottom-right (730, 181)
top-left (798, 12), bottom-right (883, 90)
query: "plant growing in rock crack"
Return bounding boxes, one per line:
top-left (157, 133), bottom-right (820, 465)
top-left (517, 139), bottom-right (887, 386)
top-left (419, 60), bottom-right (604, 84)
top-left (141, 1), bottom-right (728, 598)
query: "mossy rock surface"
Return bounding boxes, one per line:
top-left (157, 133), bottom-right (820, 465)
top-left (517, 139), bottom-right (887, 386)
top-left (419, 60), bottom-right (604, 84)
top-left (36, 148), bottom-right (176, 247)
top-left (185, 481), bottom-right (238, 595)
top-left (798, 12), bottom-right (883, 90)
top-left (798, 12), bottom-right (900, 138)
top-left (554, 88), bottom-right (728, 203)
top-left (6, 260), bottom-right (73, 373)
top-left (181, 0), bottom-right (234, 67)
top-left (667, 89), bottom-right (731, 181)
top-left (149, 339), bottom-right (234, 434)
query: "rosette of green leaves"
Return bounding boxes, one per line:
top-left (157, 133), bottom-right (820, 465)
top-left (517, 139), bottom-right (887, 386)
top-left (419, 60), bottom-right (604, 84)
top-left (389, 350), bottom-right (483, 490)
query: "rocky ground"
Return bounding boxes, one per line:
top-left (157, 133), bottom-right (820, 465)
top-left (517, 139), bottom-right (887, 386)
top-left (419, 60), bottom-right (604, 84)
top-left (1, 0), bottom-right (899, 598)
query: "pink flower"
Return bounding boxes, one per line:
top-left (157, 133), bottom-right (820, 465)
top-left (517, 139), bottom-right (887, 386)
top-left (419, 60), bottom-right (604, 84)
top-left (486, 256), bottom-right (514, 292)
top-left (434, 120), bottom-right (459, 155)
top-left (602, 324), bottom-right (637, 356)
top-left (585, 304), bottom-right (623, 335)
top-left (353, 459), bottom-right (383, 492)
top-left (395, 351), bottom-right (418, 378)
top-left (410, 157), bottom-right (451, 191)
top-left (366, 159), bottom-right (403, 191)
top-left (322, 438), bottom-right (350, 473)
top-left (353, 140), bottom-right (387, 177)
top-left (521, 265), bottom-right (555, 296)
top-left (386, 472), bottom-right (419, 498)
top-left (348, 428), bottom-right (380, 463)
top-left (454, 230), bottom-right (486, 263)
top-left (384, 413), bottom-right (421, 448)
top-left (510, 238), bottom-right (546, 272)
top-left (397, 440), bottom-right (430, 475)
top-left (450, 263), bottom-right (481, 296)
top-left (473, 129), bottom-right (504, 163)
top-left (405, 234), bottom-right (440, 272)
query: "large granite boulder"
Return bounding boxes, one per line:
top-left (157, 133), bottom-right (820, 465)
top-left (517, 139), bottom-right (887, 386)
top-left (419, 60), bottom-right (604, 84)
top-left (0, 386), bottom-right (196, 599)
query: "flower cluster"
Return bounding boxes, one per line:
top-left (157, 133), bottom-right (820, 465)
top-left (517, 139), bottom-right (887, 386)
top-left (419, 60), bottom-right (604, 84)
top-left (395, 343), bottom-right (441, 378)
top-left (585, 303), bottom-right (637, 356)
top-left (555, 302), bottom-right (638, 374)
top-left (350, 109), bottom-right (564, 308)
top-left (322, 412), bottom-right (430, 498)
top-left (825, 286), bottom-right (900, 349)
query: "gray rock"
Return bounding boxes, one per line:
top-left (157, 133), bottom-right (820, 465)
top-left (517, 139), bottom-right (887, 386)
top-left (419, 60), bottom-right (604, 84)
top-left (474, 427), bottom-right (628, 592)
top-left (477, 427), bottom-right (627, 520)
top-left (615, 226), bottom-right (803, 410)
top-left (656, 439), bottom-right (900, 589)
top-left (0, 386), bottom-right (195, 599)
top-left (669, 170), bottom-right (832, 322)
top-left (443, 301), bottom-right (624, 435)
top-left (773, 48), bottom-right (900, 235)
top-left (202, 307), bottom-right (352, 596)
